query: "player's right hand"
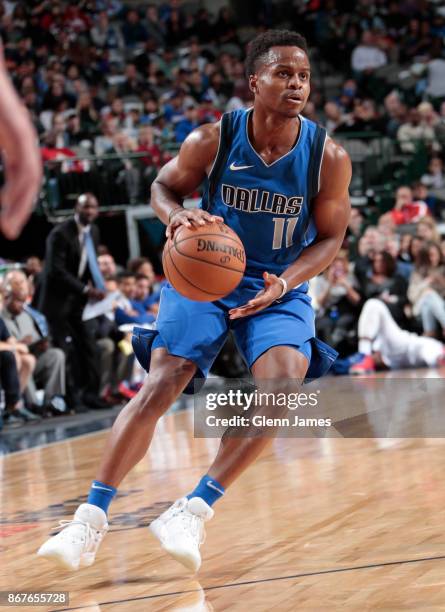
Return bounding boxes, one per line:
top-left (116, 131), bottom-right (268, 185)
top-left (166, 208), bottom-right (224, 240)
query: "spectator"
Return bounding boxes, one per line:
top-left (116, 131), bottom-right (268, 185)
top-left (417, 216), bottom-right (441, 243)
top-left (213, 7), bottom-right (238, 44)
top-left (76, 91), bottom-right (99, 138)
top-left (127, 256), bottom-right (155, 281)
top-left (90, 11), bottom-right (124, 53)
top-left (435, 101), bottom-right (445, 149)
top-left (114, 271), bottom-right (155, 327)
top-left (121, 9), bottom-right (147, 48)
top-left (94, 117), bottom-right (119, 156)
top-left (313, 252), bottom-right (362, 353)
top-left (425, 41), bottom-right (445, 101)
top-left (350, 299), bottom-right (444, 374)
top-left (175, 104), bottom-right (199, 143)
top-left (198, 93), bottom-right (222, 124)
top-left (143, 5), bottom-right (165, 47)
top-left (345, 207), bottom-right (365, 261)
top-left (324, 101), bottom-right (347, 135)
top-left (397, 109), bottom-right (436, 154)
top-left (408, 241), bottom-right (445, 337)
top-left (165, 8), bottom-right (187, 47)
top-left (2, 283), bottom-right (68, 414)
top-left (0, 316), bottom-right (28, 427)
top-left (335, 99), bottom-right (386, 134)
top-left (384, 91), bottom-right (408, 138)
top-left (351, 31), bottom-right (387, 74)
top-left (361, 251), bottom-right (409, 326)
top-left (0, 315), bottom-right (37, 423)
top-left (106, 132), bottom-right (140, 203)
top-left (37, 193), bottom-right (108, 412)
top-left (388, 185), bottom-right (429, 226)
top-left (118, 63), bottom-right (143, 98)
top-left (422, 157), bottom-right (444, 190)
top-left (98, 254), bottom-right (117, 280)
top-left (412, 181), bottom-right (437, 217)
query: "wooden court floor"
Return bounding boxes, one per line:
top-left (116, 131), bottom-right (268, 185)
top-left (1, 370), bottom-right (445, 611)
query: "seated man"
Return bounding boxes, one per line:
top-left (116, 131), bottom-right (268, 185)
top-left (2, 285), bottom-right (68, 414)
top-left (0, 316), bottom-right (38, 425)
top-left (350, 298), bottom-right (445, 374)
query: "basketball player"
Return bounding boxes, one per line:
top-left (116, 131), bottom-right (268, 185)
top-left (0, 43), bottom-right (42, 239)
top-left (38, 30), bottom-right (352, 572)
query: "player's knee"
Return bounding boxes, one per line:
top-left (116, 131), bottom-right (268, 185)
top-left (134, 360), bottom-right (195, 420)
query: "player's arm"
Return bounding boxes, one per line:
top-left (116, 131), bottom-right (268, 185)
top-left (280, 139), bottom-right (352, 288)
top-left (229, 139), bottom-right (351, 319)
top-left (151, 123), bottom-right (224, 239)
top-left (0, 43), bottom-right (42, 239)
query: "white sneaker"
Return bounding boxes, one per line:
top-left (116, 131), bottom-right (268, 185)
top-left (149, 497), bottom-right (214, 572)
top-left (37, 503), bottom-right (108, 571)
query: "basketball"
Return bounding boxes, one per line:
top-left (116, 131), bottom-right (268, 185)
top-left (163, 222), bottom-right (246, 301)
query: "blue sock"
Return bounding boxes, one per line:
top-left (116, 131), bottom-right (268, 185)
top-left (187, 474), bottom-right (225, 507)
top-left (87, 480), bottom-right (117, 514)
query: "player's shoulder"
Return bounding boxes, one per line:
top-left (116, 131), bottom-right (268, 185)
top-left (323, 135), bottom-right (350, 166)
top-left (179, 121), bottom-right (221, 169)
top-left (318, 135), bottom-right (352, 193)
top-left (183, 121), bottom-right (220, 151)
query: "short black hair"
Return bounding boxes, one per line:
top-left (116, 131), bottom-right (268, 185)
top-left (117, 271), bottom-right (136, 282)
top-left (245, 30), bottom-right (308, 77)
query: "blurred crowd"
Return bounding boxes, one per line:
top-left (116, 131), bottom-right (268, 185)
top-left (1, 0), bottom-right (445, 428)
top-left (0, 0), bottom-right (444, 204)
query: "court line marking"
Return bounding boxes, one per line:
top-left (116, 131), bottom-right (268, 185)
top-left (50, 553), bottom-right (445, 611)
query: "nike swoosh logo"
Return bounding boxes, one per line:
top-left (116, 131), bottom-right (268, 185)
top-left (206, 480), bottom-right (225, 495)
top-left (92, 484), bottom-right (114, 492)
top-left (229, 162), bottom-right (254, 171)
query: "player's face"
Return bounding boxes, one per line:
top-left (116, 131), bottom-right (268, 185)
top-left (250, 47), bottom-right (311, 117)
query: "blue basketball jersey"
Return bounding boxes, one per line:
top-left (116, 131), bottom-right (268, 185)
top-left (201, 108), bottom-right (327, 291)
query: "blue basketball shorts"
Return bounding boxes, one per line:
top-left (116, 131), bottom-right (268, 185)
top-left (132, 275), bottom-right (338, 394)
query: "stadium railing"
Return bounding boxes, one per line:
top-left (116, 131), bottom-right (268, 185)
top-left (39, 137), bottom-right (430, 216)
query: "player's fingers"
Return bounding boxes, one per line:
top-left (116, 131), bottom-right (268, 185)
top-left (228, 303), bottom-right (259, 319)
top-left (229, 305), bottom-right (262, 320)
top-left (200, 212), bottom-right (224, 224)
top-left (177, 217), bottom-right (192, 228)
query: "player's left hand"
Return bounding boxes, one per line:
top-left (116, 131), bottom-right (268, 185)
top-left (229, 272), bottom-right (284, 320)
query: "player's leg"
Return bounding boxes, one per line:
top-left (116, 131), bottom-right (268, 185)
top-left (149, 345), bottom-right (309, 573)
top-left (95, 348), bottom-right (196, 487)
top-left (150, 293), bottom-right (327, 573)
top-left (206, 346), bottom-right (309, 487)
top-left (37, 348), bottom-right (197, 571)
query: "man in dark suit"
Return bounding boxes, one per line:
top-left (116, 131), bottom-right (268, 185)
top-left (38, 193), bottom-right (108, 411)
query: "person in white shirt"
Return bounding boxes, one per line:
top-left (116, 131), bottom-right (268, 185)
top-left (351, 31), bottom-right (387, 74)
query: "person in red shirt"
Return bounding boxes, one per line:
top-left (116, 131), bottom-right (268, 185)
top-left (389, 185), bottom-right (429, 225)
